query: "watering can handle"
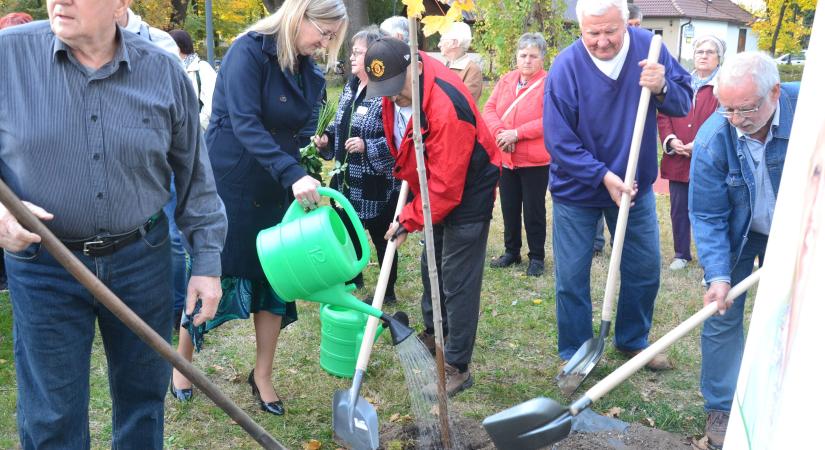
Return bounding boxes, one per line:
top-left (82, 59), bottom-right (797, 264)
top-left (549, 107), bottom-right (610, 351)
top-left (281, 187), bottom-right (371, 273)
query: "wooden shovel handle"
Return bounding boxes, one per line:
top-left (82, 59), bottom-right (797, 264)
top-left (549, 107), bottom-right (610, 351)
top-left (0, 180), bottom-right (285, 449)
top-left (601, 34), bottom-right (663, 322)
top-left (580, 270), bottom-right (761, 410)
top-left (354, 181), bottom-right (410, 372)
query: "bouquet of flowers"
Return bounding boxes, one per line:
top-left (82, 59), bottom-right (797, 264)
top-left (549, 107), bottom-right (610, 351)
top-left (299, 99), bottom-right (338, 184)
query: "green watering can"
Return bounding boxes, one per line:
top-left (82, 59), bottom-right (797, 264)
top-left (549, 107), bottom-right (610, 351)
top-left (319, 304), bottom-right (387, 378)
top-left (256, 187), bottom-right (413, 345)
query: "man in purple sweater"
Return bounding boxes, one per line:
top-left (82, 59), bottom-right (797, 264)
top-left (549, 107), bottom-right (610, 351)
top-left (544, 0), bottom-right (691, 369)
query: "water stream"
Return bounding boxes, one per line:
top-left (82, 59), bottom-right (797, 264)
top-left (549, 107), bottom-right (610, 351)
top-left (395, 337), bottom-right (468, 449)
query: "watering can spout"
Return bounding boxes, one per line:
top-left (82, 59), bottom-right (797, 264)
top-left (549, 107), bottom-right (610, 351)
top-left (381, 311), bottom-right (413, 345)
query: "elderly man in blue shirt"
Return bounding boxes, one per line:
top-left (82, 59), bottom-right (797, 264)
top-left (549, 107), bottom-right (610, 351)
top-left (689, 51), bottom-right (799, 449)
top-left (0, 0), bottom-right (227, 448)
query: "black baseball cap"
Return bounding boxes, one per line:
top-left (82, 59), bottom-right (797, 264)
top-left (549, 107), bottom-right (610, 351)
top-left (364, 37), bottom-right (412, 99)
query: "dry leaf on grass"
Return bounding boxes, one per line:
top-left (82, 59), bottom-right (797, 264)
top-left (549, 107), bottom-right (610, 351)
top-left (644, 417), bottom-right (655, 427)
top-left (302, 439), bottom-right (322, 450)
top-left (691, 435), bottom-right (709, 450)
top-left (604, 406), bottom-right (623, 417)
top-left (389, 413), bottom-right (401, 422)
top-left (533, 299), bottom-right (542, 305)
top-left (491, 309), bottom-right (499, 317)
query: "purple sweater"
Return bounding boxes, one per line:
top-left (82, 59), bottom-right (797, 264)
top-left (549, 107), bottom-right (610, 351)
top-left (544, 27), bottom-right (691, 207)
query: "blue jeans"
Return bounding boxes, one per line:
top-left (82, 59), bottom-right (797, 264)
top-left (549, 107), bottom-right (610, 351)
top-left (7, 216), bottom-right (173, 450)
top-left (163, 179), bottom-right (191, 320)
top-left (553, 191), bottom-right (661, 359)
top-left (700, 231), bottom-right (768, 412)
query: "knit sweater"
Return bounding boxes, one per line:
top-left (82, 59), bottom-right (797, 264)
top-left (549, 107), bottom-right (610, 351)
top-left (544, 26), bottom-right (692, 206)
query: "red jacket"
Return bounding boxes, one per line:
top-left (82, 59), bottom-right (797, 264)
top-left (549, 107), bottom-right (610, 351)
top-left (656, 81), bottom-right (718, 182)
top-left (482, 69), bottom-right (550, 168)
top-left (382, 53), bottom-right (501, 232)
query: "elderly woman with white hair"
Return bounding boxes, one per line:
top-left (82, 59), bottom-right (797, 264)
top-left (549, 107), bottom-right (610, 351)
top-left (483, 33), bottom-right (550, 276)
top-left (438, 21), bottom-right (483, 102)
top-left (657, 34), bottom-right (725, 271)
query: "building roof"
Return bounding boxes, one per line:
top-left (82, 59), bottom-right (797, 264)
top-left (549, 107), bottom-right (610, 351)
top-left (634, 0), bottom-right (754, 25)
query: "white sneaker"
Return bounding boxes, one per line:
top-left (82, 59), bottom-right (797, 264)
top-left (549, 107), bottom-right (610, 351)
top-left (669, 258), bottom-right (688, 270)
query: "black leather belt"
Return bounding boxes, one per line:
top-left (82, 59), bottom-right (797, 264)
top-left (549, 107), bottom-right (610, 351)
top-left (63, 214), bottom-right (161, 257)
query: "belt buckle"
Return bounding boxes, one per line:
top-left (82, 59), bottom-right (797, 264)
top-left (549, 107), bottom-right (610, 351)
top-left (83, 240), bottom-right (105, 256)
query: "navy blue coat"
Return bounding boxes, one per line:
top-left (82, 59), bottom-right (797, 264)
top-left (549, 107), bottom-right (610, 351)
top-left (206, 32), bottom-right (325, 279)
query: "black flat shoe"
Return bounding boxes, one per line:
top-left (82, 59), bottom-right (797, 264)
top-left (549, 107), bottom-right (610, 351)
top-left (169, 379), bottom-right (194, 402)
top-left (247, 369), bottom-right (285, 416)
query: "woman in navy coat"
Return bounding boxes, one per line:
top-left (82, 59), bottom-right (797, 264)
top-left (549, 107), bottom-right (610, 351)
top-left (171, 0), bottom-right (348, 415)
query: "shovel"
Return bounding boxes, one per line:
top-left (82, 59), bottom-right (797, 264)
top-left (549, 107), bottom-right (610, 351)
top-left (485, 270), bottom-right (761, 449)
top-left (556, 35), bottom-right (663, 395)
top-left (333, 181), bottom-right (409, 450)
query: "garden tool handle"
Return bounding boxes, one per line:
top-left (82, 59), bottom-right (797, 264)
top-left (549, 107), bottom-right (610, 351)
top-left (355, 181), bottom-right (410, 372)
top-left (0, 178), bottom-right (285, 448)
top-left (579, 270), bottom-right (761, 411)
top-left (601, 34), bottom-right (663, 322)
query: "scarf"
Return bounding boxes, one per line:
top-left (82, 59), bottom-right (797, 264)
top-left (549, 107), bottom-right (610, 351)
top-left (690, 67), bottom-right (718, 95)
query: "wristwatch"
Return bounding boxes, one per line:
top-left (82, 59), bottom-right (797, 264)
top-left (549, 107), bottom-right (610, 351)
top-left (658, 82), bottom-right (668, 96)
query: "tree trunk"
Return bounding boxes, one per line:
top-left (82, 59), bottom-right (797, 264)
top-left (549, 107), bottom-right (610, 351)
top-left (263, 0), bottom-right (284, 14)
top-left (170, 0), bottom-right (190, 28)
top-left (770, 0), bottom-right (788, 57)
top-left (340, 0), bottom-right (369, 74)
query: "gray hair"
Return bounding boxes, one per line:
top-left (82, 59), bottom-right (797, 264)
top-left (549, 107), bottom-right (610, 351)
top-left (693, 34), bottom-right (727, 61)
top-left (380, 16), bottom-right (409, 42)
top-left (576, 0), bottom-right (629, 24)
top-left (352, 25), bottom-right (387, 47)
top-left (442, 21), bottom-right (473, 52)
top-left (714, 51), bottom-right (780, 99)
top-left (628, 4), bottom-right (642, 21)
top-left (517, 33), bottom-right (547, 58)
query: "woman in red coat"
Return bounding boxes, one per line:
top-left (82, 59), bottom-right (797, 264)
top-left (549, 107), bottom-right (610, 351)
top-left (483, 33), bottom-right (550, 276)
top-left (657, 35), bottom-right (725, 270)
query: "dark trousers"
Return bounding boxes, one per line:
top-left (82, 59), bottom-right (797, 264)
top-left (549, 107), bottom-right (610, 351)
top-left (668, 180), bottom-right (692, 260)
top-left (499, 165), bottom-right (549, 261)
top-left (341, 193), bottom-right (399, 298)
top-left (421, 221), bottom-right (490, 367)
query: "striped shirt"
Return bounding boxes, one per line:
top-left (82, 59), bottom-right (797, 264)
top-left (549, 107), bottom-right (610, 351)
top-left (0, 21), bottom-right (227, 276)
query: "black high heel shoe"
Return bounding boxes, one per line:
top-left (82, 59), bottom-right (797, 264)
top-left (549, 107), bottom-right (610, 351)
top-left (247, 369), bottom-right (285, 416)
top-left (169, 377), bottom-right (194, 402)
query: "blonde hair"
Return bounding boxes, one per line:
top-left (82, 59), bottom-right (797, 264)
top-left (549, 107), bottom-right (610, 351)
top-left (247, 0), bottom-right (348, 73)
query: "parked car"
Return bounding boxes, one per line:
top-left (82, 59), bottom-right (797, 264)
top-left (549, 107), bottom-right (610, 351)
top-left (775, 50), bottom-right (806, 65)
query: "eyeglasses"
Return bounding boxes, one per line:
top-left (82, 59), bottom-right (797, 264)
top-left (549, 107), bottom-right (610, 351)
top-left (695, 49), bottom-right (717, 56)
top-left (308, 18), bottom-right (337, 41)
top-left (351, 49), bottom-right (366, 57)
top-left (717, 98), bottom-right (765, 119)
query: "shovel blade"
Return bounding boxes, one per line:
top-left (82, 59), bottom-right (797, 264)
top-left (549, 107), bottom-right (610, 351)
top-left (333, 389), bottom-right (379, 450)
top-left (556, 336), bottom-right (606, 395)
top-left (483, 397), bottom-right (573, 450)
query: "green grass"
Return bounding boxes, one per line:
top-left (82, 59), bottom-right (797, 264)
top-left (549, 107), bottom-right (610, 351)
top-left (0, 192), bottom-right (752, 448)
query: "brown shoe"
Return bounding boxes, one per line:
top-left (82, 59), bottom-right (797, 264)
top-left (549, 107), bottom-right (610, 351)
top-left (705, 410), bottom-right (729, 449)
top-left (424, 363), bottom-right (474, 398)
top-left (417, 330), bottom-right (436, 356)
top-left (617, 347), bottom-right (673, 371)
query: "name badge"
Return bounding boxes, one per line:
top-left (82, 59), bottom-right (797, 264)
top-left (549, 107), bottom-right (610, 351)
top-left (355, 106), bottom-right (369, 116)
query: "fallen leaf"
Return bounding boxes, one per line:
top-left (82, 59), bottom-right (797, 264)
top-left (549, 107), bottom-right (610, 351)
top-left (533, 299), bottom-right (542, 305)
top-left (508, 342), bottom-right (517, 348)
top-left (691, 435), bottom-right (709, 450)
top-left (491, 309), bottom-right (499, 317)
top-left (644, 417), bottom-right (655, 427)
top-left (389, 413), bottom-right (401, 423)
top-left (212, 365), bottom-right (224, 371)
top-left (604, 406), bottom-right (623, 418)
top-left (303, 439), bottom-right (321, 450)
top-left (640, 391), bottom-right (651, 402)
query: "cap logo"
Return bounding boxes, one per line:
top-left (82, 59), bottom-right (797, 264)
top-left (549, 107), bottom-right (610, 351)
top-left (369, 59), bottom-right (385, 78)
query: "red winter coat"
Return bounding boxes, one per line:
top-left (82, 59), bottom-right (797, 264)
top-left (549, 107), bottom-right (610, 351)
top-left (381, 53), bottom-right (501, 232)
top-left (482, 69), bottom-right (550, 169)
top-left (656, 81), bottom-right (719, 182)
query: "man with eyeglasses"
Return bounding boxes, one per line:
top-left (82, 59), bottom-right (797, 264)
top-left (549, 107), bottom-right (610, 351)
top-left (689, 51), bottom-right (799, 449)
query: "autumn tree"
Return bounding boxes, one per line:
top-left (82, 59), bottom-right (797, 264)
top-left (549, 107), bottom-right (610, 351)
top-left (751, 0), bottom-right (816, 56)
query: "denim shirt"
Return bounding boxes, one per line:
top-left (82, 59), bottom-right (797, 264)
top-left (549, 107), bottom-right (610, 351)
top-left (689, 83), bottom-right (800, 283)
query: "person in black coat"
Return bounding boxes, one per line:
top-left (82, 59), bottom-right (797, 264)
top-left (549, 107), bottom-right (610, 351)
top-left (171, 0), bottom-right (348, 416)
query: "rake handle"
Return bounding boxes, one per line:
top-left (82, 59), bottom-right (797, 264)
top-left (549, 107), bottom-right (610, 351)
top-left (578, 270), bottom-right (761, 412)
top-left (0, 180), bottom-right (285, 449)
top-left (601, 34), bottom-right (663, 322)
top-left (354, 181), bottom-right (410, 372)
